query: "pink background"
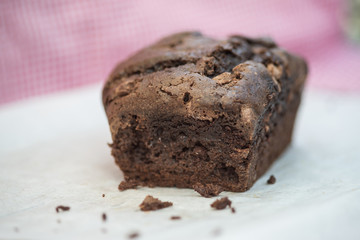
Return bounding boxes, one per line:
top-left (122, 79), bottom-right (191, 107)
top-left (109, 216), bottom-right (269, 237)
top-left (1, 0), bottom-right (360, 105)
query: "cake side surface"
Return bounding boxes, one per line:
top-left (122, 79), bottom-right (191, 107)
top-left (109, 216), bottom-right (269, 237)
top-left (102, 32), bottom-right (307, 192)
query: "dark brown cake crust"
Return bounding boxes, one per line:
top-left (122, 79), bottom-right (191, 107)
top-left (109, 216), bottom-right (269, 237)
top-left (103, 32), bottom-right (307, 192)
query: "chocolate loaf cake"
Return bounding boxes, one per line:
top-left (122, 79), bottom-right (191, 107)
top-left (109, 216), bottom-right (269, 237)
top-left (102, 32), bottom-right (307, 192)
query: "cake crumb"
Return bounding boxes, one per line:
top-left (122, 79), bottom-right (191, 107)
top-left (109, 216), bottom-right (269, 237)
top-left (118, 180), bottom-right (138, 191)
top-left (210, 197), bottom-right (232, 210)
top-left (267, 175), bottom-right (276, 184)
top-left (170, 216), bottom-right (181, 220)
top-left (102, 213), bottom-right (107, 222)
top-left (193, 183), bottom-right (223, 198)
top-left (128, 232), bottom-right (139, 239)
top-left (139, 195), bottom-right (173, 211)
top-left (231, 207), bottom-right (236, 213)
top-left (102, 194), bottom-right (105, 197)
top-left (56, 205), bottom-right (70, 213)
top-left (212, 228), bottom-right (222, 236)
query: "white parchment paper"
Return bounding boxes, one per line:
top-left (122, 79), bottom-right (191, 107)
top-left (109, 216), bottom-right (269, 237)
top-left (0, 84), bottom-right (359, 240)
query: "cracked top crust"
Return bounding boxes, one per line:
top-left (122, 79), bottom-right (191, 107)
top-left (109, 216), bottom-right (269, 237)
top-left (103, 32), bottom-right (307, 141)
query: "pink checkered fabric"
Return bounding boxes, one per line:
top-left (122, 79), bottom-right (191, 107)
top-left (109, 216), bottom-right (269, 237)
top-left (1, 0), bottom-right (359, 105)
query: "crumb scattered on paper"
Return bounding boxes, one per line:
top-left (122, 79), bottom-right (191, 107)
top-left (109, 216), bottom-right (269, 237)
top-left (139, 195), bottom-right (173, 211)
top-left (211, 197), bottom-right (232, 210)
top-left (55, 205), bottom-right (70, 213)
top-left (267, 175), bottom-right (276, 184)
top-left (128, 232), bottom-right (140, 239)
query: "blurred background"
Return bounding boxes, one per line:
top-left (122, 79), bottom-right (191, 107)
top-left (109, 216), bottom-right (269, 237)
top-left (1, 0), bottom-right (359, 105)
